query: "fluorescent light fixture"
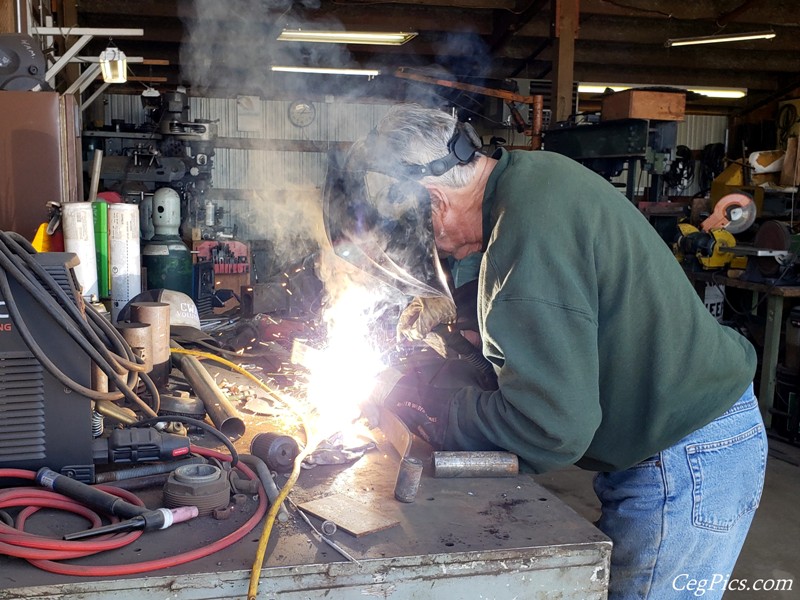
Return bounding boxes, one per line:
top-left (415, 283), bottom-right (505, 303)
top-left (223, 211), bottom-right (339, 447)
top-left (271, 66), bottom-right (381, 77)
top-left (578, 83), bottom-right (746, 99)
top-left (690, 88), bottom-right (747, 99)
top-left (665, 30), bottom-right (775, 47)
top-left (99, 46), bottom-right (127, 83)
top-left (278, 29), bottom-right (417, 45)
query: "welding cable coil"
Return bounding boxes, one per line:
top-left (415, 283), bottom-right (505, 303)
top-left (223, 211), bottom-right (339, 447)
top-left (0, 231), bottom-right (159, 416)
top-left (0, 446), bottom-right (267, 576)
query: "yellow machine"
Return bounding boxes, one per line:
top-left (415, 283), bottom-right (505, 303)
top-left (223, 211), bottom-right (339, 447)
top-left (674, 192), bottom-right (756, 269)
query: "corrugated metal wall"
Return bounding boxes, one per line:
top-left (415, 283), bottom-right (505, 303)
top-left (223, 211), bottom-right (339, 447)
top-left (99, 94), bottom-right (393, 240)
top-left (672, 115), bottom-right (728, 198)
top-left (98, 95), bottom-right (729, 239)
top-left (603, 114), bottom-right (729, 197)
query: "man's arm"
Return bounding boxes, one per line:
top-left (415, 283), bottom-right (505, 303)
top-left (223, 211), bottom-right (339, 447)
top-left (444, 295), bottom-right (602, 473)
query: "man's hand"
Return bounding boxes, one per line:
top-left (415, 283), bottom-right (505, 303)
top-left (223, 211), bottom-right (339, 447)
top-left (397, 296), bottom-right (457, 342)
top-left (384, 375), bottom-right (452, 447)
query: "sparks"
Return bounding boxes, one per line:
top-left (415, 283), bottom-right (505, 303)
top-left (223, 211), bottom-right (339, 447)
top-left (301, 285), bottom-right (386, 439)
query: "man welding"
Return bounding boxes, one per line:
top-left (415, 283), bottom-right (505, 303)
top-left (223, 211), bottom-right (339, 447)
top-left (324, 104), bottom-right (766, 600)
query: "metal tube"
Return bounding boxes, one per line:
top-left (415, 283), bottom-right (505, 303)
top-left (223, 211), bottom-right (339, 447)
top-left (91, 362), bottom-right (108, 393)
top-left (129, 302), bottom-right (170, 388)
top-left (87, 149), bottom-right (103, 202)
top-left (433, 451), bottom-right (519, 478)
top-left (239, 454), bottom-right (289, 522)
top-left (394, 456), bottom-right (423, 503)
top-left (94, 399), bottom-right (138, 425)
top-left (531, 94), bottom-right (544, 150)
top-left (115, 321), bottom-right (153, 372)
top-left (173, 353), bottom-right (245, 440)
top-left (94, 456), bottom-right (206, 484)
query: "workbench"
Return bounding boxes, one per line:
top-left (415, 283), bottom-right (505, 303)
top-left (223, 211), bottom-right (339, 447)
top-left (684, 268), bottom-right (800, 428)
top-left (0, 432), bottom-right (610, 599)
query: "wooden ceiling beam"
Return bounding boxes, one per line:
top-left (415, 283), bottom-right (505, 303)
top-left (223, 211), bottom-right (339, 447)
top-left (580, 0), bottom-right (800, 25)
top-left (500, 39), bottom-right (800, 72)
top-left (77, 1), bottom-right (494, 35)
top-left (318, 0), bottom-right (516, 8)
top-left (516, 14), bottom-right (800, 50)
top-left (573, 63), bottom-right (780, 91)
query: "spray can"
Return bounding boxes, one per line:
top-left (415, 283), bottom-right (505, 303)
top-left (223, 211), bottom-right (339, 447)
top-left (108, 204), bottom-right (141, 322)
top-left (62, 202), bottom-right (99, 301)
top-left (204, 199), bottom-right (215, 227)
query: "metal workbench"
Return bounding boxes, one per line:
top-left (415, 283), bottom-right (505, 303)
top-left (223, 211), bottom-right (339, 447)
top-left (0, 433), bottom-right (610, 600)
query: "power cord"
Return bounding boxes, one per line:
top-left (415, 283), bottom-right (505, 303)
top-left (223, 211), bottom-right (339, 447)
top-left (0, 446), bottom-right (266, 577)
top-left (0, 231), bottom-right (158, 416)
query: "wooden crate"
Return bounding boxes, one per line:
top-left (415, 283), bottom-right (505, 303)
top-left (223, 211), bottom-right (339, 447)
top-left (601, 90), bottom-right (686, 121)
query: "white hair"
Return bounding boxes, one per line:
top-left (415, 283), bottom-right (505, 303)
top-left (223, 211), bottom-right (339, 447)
top-left (376, 104), bottom-right (480, 189)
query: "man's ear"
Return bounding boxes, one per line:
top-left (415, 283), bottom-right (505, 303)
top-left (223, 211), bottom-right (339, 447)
top-left (426, 185), bottom-right (448, 216)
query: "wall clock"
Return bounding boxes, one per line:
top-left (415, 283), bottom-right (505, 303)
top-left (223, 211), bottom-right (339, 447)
top-left (288, 100), bottom-right (316, 127)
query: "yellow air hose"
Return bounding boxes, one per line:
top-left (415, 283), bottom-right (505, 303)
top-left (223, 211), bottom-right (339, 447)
top-left (168, 347), bottom-right (322, 599)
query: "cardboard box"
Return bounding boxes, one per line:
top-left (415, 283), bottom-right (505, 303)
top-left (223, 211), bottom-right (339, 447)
top-left (601, 90), bottom-right (686, 121)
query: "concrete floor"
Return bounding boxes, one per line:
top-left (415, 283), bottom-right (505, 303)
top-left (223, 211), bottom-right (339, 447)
top-left (534, 436), bottom-right (800, 599)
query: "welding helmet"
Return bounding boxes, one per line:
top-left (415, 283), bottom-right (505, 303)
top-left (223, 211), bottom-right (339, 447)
top-left (323, 122), bottom-right (481, 300)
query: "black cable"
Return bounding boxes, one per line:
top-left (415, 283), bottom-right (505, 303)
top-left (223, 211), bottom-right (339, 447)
top-left (132, 416), bottom-right (238, 468)
top-left (0, 232), bottom-right (134, 376)
top-left (0, 232), bottom-right (156, 416)
top-left (137, 371), bottom-right (161, 414)
top-left (712, 257), bottom-right (796, 317)
top-left (0, 248), bottom-right (146, 407)
top-left (1, 233), bottom-right (140, 377)
top-left (5, 231), bottom-right (36, 254)
top-left (85, 302), bottom-right (146, 372)
top-left (0, 268), bottom-right (122, 402)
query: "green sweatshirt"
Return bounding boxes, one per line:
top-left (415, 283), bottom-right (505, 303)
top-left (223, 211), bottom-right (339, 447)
top-left (443, 149), bottom-right (756, 473)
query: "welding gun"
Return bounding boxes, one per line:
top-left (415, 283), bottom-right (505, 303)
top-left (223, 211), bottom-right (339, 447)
top-left (63, 506), bottom-right (199, 540)
top-left (35, 468), bottom-right (198, 540)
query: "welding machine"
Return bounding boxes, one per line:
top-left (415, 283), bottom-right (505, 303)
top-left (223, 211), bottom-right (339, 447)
top-left (0, 252), bottom-right (96, 481)
top-left (1, 245), bottom-right (190, 483)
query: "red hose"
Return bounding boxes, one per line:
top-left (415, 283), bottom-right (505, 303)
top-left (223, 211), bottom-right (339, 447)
top-left (0, 446), bottom-right (268, 576)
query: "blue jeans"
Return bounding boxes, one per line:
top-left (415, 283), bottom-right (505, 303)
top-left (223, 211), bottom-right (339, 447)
top-left (594, 384), bottom-right (767, 600)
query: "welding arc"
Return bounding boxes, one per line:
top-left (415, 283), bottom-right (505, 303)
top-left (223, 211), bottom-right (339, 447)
top-left (0, 446), bottom-right (267, 576)
top-left (0, 231), bottom-right (158, 417)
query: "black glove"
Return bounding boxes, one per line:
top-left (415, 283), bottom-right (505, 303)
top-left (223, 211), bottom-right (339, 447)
top-left (384, 375), bottom-right (453, 447)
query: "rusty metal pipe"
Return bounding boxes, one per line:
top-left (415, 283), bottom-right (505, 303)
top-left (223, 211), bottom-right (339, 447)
top-left (172, 352), bottom-right (246, 440)
top-left (531, 94), bottom-right (544, 150)
top-left (129, 302), bottom-right (170, 388)
top-left (115, 322), bottom-right (153, 372)
top-left (95, 456), bottom-right (207, 484)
